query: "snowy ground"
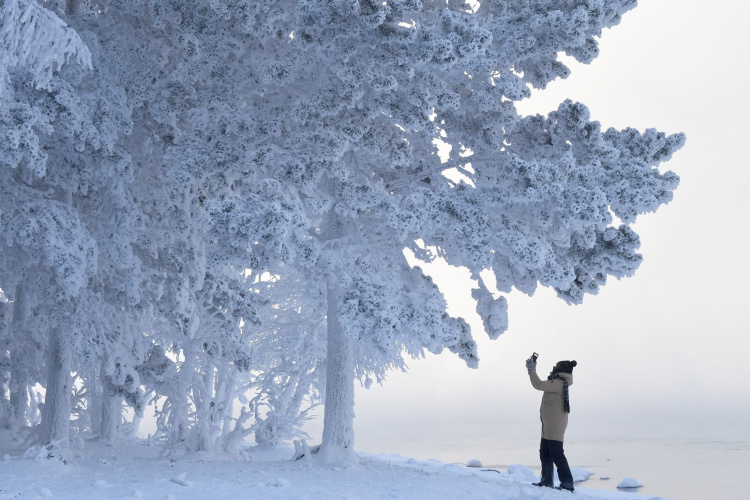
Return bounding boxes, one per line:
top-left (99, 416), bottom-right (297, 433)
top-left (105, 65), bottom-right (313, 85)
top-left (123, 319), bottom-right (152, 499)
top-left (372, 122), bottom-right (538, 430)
top-left (0, 432), bottom-right (674, 500)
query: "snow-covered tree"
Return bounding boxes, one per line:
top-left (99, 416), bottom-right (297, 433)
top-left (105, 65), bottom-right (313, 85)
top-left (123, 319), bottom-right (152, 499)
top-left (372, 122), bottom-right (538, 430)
top-left (173, 0), bottom-right (683, 462)
top-left (0, 0), bottom-right (683, 461)
top-left (1, 0), bottom-right (142, 445)
top-left (0, 67), bottom-right (101, 444)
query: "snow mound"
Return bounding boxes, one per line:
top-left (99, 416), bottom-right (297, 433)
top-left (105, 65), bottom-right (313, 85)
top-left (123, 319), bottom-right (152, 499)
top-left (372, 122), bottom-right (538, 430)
top-left (506, 464), bottom-right (536, 480)
top-left (272, 477), bottom-right (291, 487)
top-left (170, 473), bottom-right (192, 487)
top-left (571, 467), bottom-right (595, 482)
top-left (617, 477), bottom-right (644, 488)
top-left (551, 467), bottom-right (594, 483)
top-left (466, 459), bottom-right (483, 468)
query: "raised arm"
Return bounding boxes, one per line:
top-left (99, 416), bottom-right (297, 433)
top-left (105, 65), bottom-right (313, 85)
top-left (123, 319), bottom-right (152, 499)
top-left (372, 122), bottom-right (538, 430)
top-left (528, 369), bottom-right (563, 393)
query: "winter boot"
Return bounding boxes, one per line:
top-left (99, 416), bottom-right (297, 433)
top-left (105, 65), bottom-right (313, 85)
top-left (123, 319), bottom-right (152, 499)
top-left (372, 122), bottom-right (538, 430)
top-left (532, 479), bottom-right (553, 488)
top-left (555, 483), bottom-right (575, 492)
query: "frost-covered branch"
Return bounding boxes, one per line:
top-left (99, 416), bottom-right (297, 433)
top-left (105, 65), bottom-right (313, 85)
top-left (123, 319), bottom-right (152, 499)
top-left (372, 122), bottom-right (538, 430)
top-left (0, 0), bottom-right (91, 93)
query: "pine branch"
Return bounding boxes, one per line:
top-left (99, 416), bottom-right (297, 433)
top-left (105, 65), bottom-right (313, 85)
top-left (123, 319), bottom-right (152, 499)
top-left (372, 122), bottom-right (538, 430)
top-left (0, 0), bottom-right (91, 92)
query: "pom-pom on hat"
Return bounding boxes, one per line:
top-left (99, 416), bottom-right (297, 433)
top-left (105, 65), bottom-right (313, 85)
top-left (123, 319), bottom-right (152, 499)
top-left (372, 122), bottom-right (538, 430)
top-left (554, 360), bottom-right (577, 374)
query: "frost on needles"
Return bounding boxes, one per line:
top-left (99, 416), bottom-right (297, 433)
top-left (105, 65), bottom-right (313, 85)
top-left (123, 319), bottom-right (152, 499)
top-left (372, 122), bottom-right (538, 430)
top-left (0, 0), bottom-right (683, 462)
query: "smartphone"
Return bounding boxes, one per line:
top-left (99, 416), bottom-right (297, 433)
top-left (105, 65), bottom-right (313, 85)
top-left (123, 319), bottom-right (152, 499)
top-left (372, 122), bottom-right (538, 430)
top-left (532, 352), bottom-right (539, 361)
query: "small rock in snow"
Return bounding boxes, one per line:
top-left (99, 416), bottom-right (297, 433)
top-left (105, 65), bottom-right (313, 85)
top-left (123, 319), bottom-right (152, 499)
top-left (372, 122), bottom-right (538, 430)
top-left (600, 476), bottom-right (611, 480)
top-left (467, 459), bottom-right (483, 468)
top-left (617, 477), bottom-right (643, 489)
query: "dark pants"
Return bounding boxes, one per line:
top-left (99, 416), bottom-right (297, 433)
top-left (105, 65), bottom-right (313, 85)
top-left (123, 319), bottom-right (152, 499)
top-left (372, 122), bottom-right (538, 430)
top-left (539, 438), bottom-right (574, 487)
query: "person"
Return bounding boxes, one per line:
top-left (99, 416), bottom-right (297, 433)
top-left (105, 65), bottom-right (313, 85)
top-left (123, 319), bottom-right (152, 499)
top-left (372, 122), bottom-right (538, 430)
top-left (525, 356), bottom-right (578, 492)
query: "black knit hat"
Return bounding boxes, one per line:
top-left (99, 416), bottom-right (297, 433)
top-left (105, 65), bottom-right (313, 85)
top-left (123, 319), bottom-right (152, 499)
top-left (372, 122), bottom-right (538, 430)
top-left (553, 360), bottom-right (577, 374)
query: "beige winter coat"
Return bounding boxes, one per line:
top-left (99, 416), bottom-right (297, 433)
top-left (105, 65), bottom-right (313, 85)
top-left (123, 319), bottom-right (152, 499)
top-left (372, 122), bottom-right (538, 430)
top-left (528, 370), bottom-right (573, 442)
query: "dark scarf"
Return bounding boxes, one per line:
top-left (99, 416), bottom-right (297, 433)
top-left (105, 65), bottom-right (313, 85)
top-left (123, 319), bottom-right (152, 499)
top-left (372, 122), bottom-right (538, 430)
top-left (548, 373), bottom-right (570, 413)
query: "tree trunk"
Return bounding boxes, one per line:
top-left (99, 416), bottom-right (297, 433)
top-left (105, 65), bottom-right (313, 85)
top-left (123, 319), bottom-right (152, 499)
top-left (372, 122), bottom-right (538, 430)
top-left (171, 348), bottom-right (193, 448)
top-left (0, 301), bottom-right (8, 429)
top-left (40, 327), bottom-right (72, 446)
top-left (88, 373), bottom-right (102, 438)
top-left (318, 276), bottom-right (357, 463)
top-left (100, 377), bottom-right (121, 445)
top-left (9, 356), bottom-right (30, 431)
top-left (0, 352), bottom-right (10, 429)
top-left (194, 363), bottom-right (216, 451)
top-left (219, 373), bottom-right (236, 437)
top-left (9, 284), bottom-right (29, 430)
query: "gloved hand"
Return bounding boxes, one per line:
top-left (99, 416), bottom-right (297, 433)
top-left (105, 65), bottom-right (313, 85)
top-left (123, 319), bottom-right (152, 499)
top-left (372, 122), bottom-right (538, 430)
top-left (525, 357), bottom-right (537, 371)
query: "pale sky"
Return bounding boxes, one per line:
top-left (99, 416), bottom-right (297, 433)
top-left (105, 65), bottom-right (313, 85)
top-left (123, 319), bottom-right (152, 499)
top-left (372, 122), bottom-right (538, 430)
top-left (305, 0), bottom-right (750, 459)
